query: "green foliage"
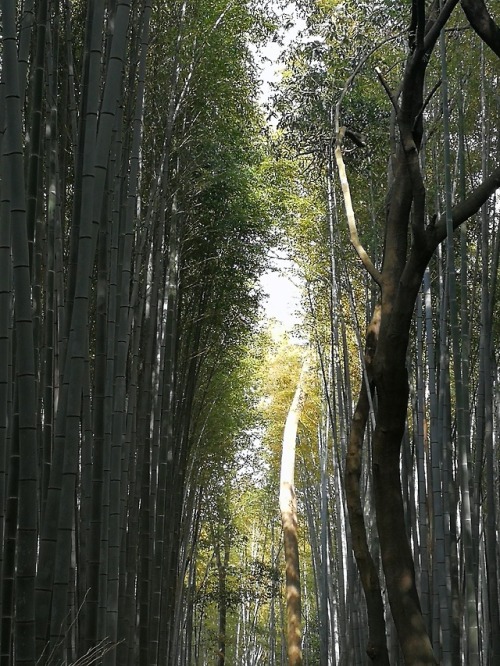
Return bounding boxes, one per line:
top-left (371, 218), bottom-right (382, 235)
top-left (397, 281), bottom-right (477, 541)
top-left (258, 328), bottom-right (303, 465)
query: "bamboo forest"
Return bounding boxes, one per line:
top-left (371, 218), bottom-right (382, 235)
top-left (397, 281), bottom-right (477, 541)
top-left (2, 0), bottom-right (500, 664)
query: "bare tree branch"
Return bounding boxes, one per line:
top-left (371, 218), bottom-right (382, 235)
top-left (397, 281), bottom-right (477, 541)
top-left (426, 164), bottom-right (500, 250)
top-left (415, 79), bottom-right (442, 127)
top-left (374, 67), bottom-right (400, 115)
top-left (334, 31), bottom-right (405, 134)
top-left (416, 0), bottom-right (426, 49)
top-left (334, 128), bottom-right (382, 287)
top-left (423, 0), bottom-right (460, 53)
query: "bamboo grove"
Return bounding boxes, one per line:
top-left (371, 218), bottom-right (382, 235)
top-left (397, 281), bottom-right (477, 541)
top-left (271, 0), bottom-right (500, 663)
top-left (1, 0), bottom-right (500, 665)
top-left (0, 0), bottom-right (274, 663)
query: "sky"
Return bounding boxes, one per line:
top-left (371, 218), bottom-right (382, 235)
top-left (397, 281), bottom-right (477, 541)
top-left (260, 259), bottom-right (301, 331)
top-left (254, 3), bottom-right (304, 332)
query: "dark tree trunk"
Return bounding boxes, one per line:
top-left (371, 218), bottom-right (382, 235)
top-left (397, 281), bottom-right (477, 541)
top-left (371, 279), bottom-right (436, 665)
top-left (338, 1), bottom-right (500, 662)
top-left (345, 306), bottom-right (390, 665)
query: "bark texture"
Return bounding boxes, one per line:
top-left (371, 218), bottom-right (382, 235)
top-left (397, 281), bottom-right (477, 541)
top-left (279, 361), bottom-right (308, 666)
top-left (345, 305), bottom-right (390, 665)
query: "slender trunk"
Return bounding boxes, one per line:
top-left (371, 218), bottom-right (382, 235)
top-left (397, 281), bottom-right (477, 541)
top-left (279, 361), bottom-right (308, 666)
top-left (2, 1), bottom-right (39, 660)
top-left (1, 432), bottom-right (18, 666)
top-left (414, 291), bottom-right (430, 631)
top-left (478, 44), bottom-right (500, 666)
top-left (318, 426), bottom-right (329, 666)
top-left (440, 25), bottom-right (480, 663)
top-left (216, 528), bottom-right (231, 666)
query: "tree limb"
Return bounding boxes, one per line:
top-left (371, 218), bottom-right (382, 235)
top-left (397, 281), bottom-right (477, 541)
top-left (334, 31), bottom-right (406, 134)
top-left (334, 129), bottom-right (382, 286)
top-left (414, 79), bottom-right (442, 128)
top-left (375, 67), bottom-right (400, 115)
top-left (426, 164), bottom-right (500, 250)
top-left (461, 0), bottom-right (500, 58)
top-left (416, 0), bottom-right (426, 49)
top-left (423, 0), bottom-right (460, 53)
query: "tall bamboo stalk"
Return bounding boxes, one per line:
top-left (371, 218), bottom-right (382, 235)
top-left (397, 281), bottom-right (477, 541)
top-left (439, 23), bottom-right (480, 664)
top-left (280, 361), bottom-right (308, 666)
top-left (2, 1), bottom-right (39, 661)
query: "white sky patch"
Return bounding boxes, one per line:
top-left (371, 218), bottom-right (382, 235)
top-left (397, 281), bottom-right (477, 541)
top-left (251, 2), bottom-right (306, 104)
top-left (252, 3), bottom-right (305, 333)
top-left (260, 261), bottom-right (301, 331)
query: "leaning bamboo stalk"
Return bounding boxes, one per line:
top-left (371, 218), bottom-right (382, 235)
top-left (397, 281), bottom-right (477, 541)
top-left (279, 360), bottom-right (308, 666)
